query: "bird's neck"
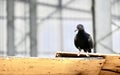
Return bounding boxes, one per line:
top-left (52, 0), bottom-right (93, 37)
top-left (78, 30), bottom-right (85, 34)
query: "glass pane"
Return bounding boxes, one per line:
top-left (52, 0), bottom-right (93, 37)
top-left (0, 0), bottom-right (6, 17)
top-left (0, 19), bottom-right (7, 56)
top-left (111, 0), bottom-right (120, 54)
top-left (14, 19), bottom-right (30, 56)
top-left (37, 0), bottom-right (92, 57)
top-left (14, 1), bottom-right (29, 17)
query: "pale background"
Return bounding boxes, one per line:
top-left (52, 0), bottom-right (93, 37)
top-left (0, 0), bottom-right (120, 57)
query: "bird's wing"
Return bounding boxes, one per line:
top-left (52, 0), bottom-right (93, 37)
top-left (88, 35), bottom-right (93, 48)
top-left (74, 36), bottom-right (79, 49)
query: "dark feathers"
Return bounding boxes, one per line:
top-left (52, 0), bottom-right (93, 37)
top-left (74, 24), bottom-right (93, 53)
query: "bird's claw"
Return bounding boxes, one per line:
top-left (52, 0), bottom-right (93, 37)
top-left (86, 54), bottom-right (90, 57)
top-left (86, 53), bottom-right (90, 57)
top-left (77, 53), bottom-right (80, 56)
top-left (77, 52), bottom-right (81, 56)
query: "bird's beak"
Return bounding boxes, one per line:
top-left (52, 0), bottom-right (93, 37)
top-left (74, 29), bottom-right (78, 32)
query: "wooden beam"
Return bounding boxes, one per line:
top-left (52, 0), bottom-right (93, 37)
top-left (0, 57), bottom-right (104, 75)
top-left (0, 52), bottom-right (120, 75)
top-left (56, 52), bottom-right (120, 75)
top-left (56, 52), bottom-right (105, 58)
top-left (99, 56), bottom-right (120, 75)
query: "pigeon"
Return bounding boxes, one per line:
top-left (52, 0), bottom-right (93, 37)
top-left (74, 24), bottom-right (93, 56)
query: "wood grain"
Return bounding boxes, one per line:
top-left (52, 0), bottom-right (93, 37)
top-left (0, 57), bottom-right (104, 75)
top-left (0, 52), bottom-right (120, 75)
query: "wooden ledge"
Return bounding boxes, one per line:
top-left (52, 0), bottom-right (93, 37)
top-left (0, 57), bottom-right (104, 75)
top-left (56, 52), bottom-right (105, 58)
top-left (0, 52), bottom-right (120, 75)
top-left (56, 52), bottom-right (120, 75)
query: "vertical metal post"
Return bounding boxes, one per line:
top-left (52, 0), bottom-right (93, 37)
top-left (7, 0), bottom-right (15, 56)
top-left (58, 0), bottom-right (64, 51)
top-left (92, 0), bottom-right (96, 53)
top-left (29, 0), bottom-right (37, 57)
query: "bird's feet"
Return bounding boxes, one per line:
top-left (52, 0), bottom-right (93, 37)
top-left (86, 52), bottom-right (90, 57)
top-left (77, 51), bottom-right (81, 56)
top-left (86, 54), bottom-right (90, 57)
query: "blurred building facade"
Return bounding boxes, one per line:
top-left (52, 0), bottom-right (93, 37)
top-left (0, 0), bottom-right (120, 57)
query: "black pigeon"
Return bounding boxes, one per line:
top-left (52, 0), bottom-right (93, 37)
top-left (74, 24), bottom-right (93, 56)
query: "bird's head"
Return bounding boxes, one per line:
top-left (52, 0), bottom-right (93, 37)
top-left (75, 24), bottom-right (84, 32)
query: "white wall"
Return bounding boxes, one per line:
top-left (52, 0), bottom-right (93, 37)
top-left (95, 0), bottom-right (113, 54)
